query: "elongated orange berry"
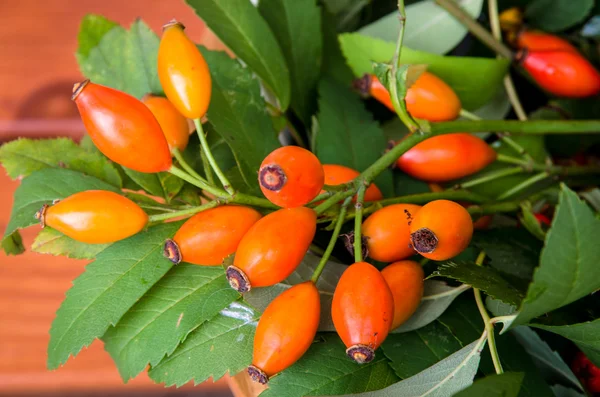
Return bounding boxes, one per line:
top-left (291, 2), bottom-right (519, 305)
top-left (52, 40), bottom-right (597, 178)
top-left (397, 133), bottom-right (496, 182)
top-left (519, 50), bottom-right (600, 98)
top-left (259, 146), bottom-right (324, 208)
top-left (322, 164), bottom-right (382, 202)
top-left (72, 81), bottom-right (172, 173)
top-left (368, 73), bottom-right (461, 121)
top-left (409, 200), bottom-right (473, 261)
top-left (227, 207), bottom-right (316, 292)
top-left (158, 20), bottom-right (212, 119)
top-left (36, 190), bottom-right (148, 244)
top-left (332, 262), bottom-right (394, 363)
top-left (515, 30), bottom-right (578, 53)
top-left (381, 261), bottom-right (424, 330)
top-left (362, 204), bottom-right (421, 262)
top-left (143, 94), bottom-right (190, 153)
top-left (249, 281), bottom-right (320, 384)
top-left (164, 206), bottom-right (261, 265)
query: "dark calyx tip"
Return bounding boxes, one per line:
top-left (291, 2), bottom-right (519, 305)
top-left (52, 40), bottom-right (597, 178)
top-left (163, 239), bottom-right (182, 264)
top-left (247, 365), bottom-right (268, 384)
top-left (35, 204), bottom-right (49, 228)
top-left (258, 164), bottom-right (287, 192)
top-left (71, 79), bottom-right (90, 101)
top-left (163, 19), bottom-right (185, 31)
top-left (410, 227), bottom-right (438, 254)
top-left (226, 265), bottom-right (251, 293)
top-left (352, 74), bottom-right (371, 97)
top-left (346, 345), bottom-right (375, 364)
top-left (341, 232), bottom-right (369, 259)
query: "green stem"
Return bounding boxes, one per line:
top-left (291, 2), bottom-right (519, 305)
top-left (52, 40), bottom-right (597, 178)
top-left (467, 201), bottom-right (521, 216)
top-left (459, 167), bottom-right (523, 188)
top-left (496, 154), bottom-right (600, 177)
top-left (354, 186), bottom-right (366, 262)
top-left (389, 0), bottom-right (421, 133)
top-left (168, 165), bottom-right (224, 198)
top-left (148, 200), bottom-right (220, 222)
top-left (311, 197), bottom-right (352, 283)
top-left (431, 119), bottom-right (600, 135)
top-left (473, 251), bottom-right (504, 374)
top-left (497, 172), bottom-right (549, 200)
top-left (194, 118), bottom-right (234, 195)
top-left (201, 149), bottom-right (215, 185)
top-left (487, 0), bottom-right (528, 121)
top-left (459, 109), bottom-right (534, 162)
top-left (315, 190), bottom-right (356, 215)
top-left (230, 192), bottom-right (280, 209)
top-left (434, 0), bottom-right (513, 58)
top-left (172, 147), bottom-right (208, 184)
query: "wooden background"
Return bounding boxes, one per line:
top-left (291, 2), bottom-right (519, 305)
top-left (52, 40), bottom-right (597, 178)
top-left (0, 1), bottom-right (235, 395)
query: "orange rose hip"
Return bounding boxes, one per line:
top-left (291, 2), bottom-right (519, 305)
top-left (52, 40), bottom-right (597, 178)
top-left (143, 94), bottom-right (190, 153)
top-left (249, 281), bottom-right (320, 384)
top-left (381, 261), bottom-right (424, 330)
top-left (227, 207), bottom-right (317, 292)
top-left (362, 204), bottom-right (421, 262)
top-left (259, 146), bottom-right (324, 208)
top-left (164, 206), bottom-right (261, 265)
top-left (409, 200), bottom-right (473, 261)
top-left (332, 262), bottom-right (394, 363)
top-left (36, 190), bottom-right (148, 244)
top-left (322, 164), bottom-right (382, 202)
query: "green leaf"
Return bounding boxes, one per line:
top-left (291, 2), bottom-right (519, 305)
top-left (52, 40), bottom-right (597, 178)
top-left (519, 202), bottom-right (547, 241)
top-left (0, 138), bottom-right (121, 186)
top-left (338, 33), bottom-right (509, 110)
top-left (532, 319), bottom-right (600, 367)
top-left (260, 333), bottom-right (399, 397)
top-left (472, 228), bottom-right (542, 281)
top-left (351, 339), bottom-right (483, 397)
top-left (580, 188), bottom-right (600, 213)
top-left (439, 298), bottom-right (555, 397)
top-left (512, 326), bottom-right (583, 391)
top-left (77, 14), bottom-right (119, 58)
top-left (2, 168), bottom-right (119, 252)
top-left (76, 16), bottom-right (162, 98)
top-left (433, 262), bottom-right (525, 306)
top-left (121, 168), bottom-right (184, 203)
top-left (321, 8), bottom-right (354, 85)
top-left (512, 185), bottom-right (600, 328)
top-left (148, 301), bottom-right (257, 387)
top-left (47, 222), bottom-right (179, 369)
top-left (383, 320), bottom-right (463, 378)
top-left (552, 385), bottom-right (587, 397)
top-left (315, 78), bottom-right (394, 197)
top-left (186, 0), bottom-right (291, 110)
top-left (103, 264), bottom-right (239, 382)
top-left (201, 48), bottom-right (280, 187)
top-left (359, 0), bottom-right (484, 55)
top-left (32, 228), bottom-right (110, 259)
top-left (259, 0), bottom-right (322, 122)
top-left (525, 0), bottom-right (594, 32)
top-left (1, 231), bottom-right (24, 255)
top-left (453, 372), bottom-right (524, 397)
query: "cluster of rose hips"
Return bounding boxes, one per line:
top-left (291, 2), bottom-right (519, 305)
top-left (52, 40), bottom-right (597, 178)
top-left (34, 14), bottom-right (599, 386)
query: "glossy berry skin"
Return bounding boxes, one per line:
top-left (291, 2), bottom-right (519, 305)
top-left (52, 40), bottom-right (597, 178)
top-left (409, 200), bottom-right (473, 261)
top-left (72, 81), bottom-right (172, 173)
top-left (322, 164), bottom-right (382, 202)
top-left (369, 73), bottom-right (461, 121)
top-left (249, 281), bottom-right (320, 384)
top-left (381, 261), bottom-right (424, 330)
top-left (259, 146), bottom-right (324, 208)
top-left (158, 21), bottom-right (212, 119)
top-left (40, 190), bottom-right (148, 244)
top-left (165, 206), bottom-right (261, 266)
top-left (519, 50), bottom-right (600, 98)
top-left (332, 262), bottom-right (394, 364)
top-left (397, 133), bottom-right (496, 182)
top-left (227, 207), bottom-right (316, 292)
top-left (143, 94), bottom-right (189, 153)
top-left (515, 30), bottom-right (578, 53)
top-left (362, 204), bottom-right (421, 262)
top-left (428, 183), bottom-right (492, 230)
